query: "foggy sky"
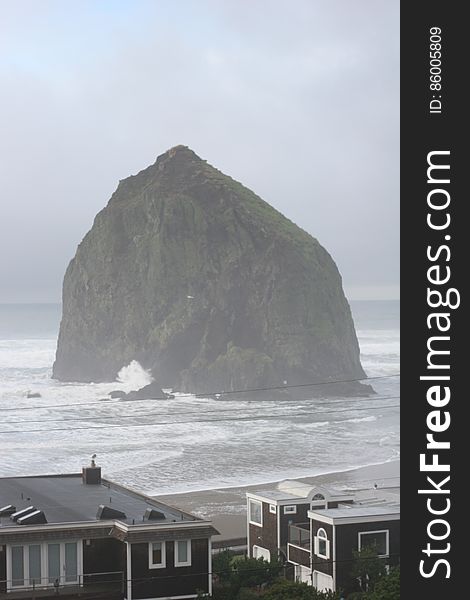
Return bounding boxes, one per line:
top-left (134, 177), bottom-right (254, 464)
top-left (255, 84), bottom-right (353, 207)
top-left (0, 0), bottom-right (399, 303)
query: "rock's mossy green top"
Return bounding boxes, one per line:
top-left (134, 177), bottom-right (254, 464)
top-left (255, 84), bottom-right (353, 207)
top-left (53, 146), bottom-right (366, 394)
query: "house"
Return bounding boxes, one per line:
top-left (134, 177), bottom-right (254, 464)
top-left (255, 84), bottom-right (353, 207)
top-left (246, 481), bottom-right (400, 594)
top-left (246, 481), bottom-right (355, 562)
top-left (0, 463), bottom-right (218, 600)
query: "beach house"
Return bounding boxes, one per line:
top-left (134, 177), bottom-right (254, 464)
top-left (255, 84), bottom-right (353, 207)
top-left (0, 462), bottom-right (218, 600)
top-left (246, 481), bottom-right (400, 593)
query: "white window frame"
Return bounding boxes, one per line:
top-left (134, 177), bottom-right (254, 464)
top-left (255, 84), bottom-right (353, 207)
top-left (249, 499), bottom-right (263, 527)
top-left (269, 504), bottom-right (277, 514)
top-left (6, 541), bottom-right (82, 591)
top-left (175, 539), bottom-right (192, 567)
top-left (148, 541), bottom-right (166, 569)
top-left (313, 528), bottom-right (330, 559)
top-left (358, 529), bottom-right (390, 558)
top-left (284, 505), bottom-right (297, 515)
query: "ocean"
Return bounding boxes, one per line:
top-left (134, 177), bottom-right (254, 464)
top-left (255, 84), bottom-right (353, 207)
top-left (0, 301), bottom-right (399, 495)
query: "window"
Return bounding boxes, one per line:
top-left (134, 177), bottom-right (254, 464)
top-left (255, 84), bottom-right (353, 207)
top-left (175, 540), bottom-right (191, 567)
top-left (269, 504), bottom-right (277, 514)
top-left (284, 505), bottom-right (297, 514)
top-left (311, 493), bottom-right (326, 508)
top-left (249, 499), bottom-right (263, 526)
top-left (358, 530), bottom-right (389, 557)
top-left (314, 528), bottom-right (330, 559)
top-left (8, 541), bottom-right (80, 590)
top-left (11, 546), bottom-right (24, 587)
top-left (149, 541), bottom-right (166, 569)
top-left (29, 545), bottom-right (41, 586)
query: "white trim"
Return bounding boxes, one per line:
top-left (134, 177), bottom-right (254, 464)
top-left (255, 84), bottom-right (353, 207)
top-left (148, 541), bottom-right (166, 569)
top-left (126, 542), bottom-right (132, 600)
top-left (314, 528), bottom-right (329, 559)
top-left (208, 537), bottom-right (212, 596)
top-left (175, 539), bottom-right (191, 567)
top-left (248, 499), bottom-right (263, 527)
top-left (246, 497), bottom-right (251, 556)
top-left (6, 539), bottom-right (82, 591)
top-left (284, 505), bottom-right (297, 515)
top-left (294, 564), bottom-right (312, 585)
top-left (0, 518), bottom-right (213, 536)
top-left (287, 542), bottom-right (310, 559)
top-left (246, 491), bottom-right (353, 506)
top-left (252, 545), bottom-right (270, 561)
top-left (332, 523), bottom-right (336, 591)
top-left (358, 529), bottom-right (390, 557)
top-left (308, 511), bottom-right (400, 525)
top-left (269, 504), bottom-right (277, 514)
top-left (312, 570), bottom-right (334, 592)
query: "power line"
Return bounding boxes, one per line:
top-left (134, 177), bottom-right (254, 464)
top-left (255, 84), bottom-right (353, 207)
top-left (2, 373), bottom-right (400, 413)
top-left (0, 553), bottom-right (401, 588)
top-left (0, 402), bottom-right (399, 435)
top-left (1, 394), bottom-right (400, 426)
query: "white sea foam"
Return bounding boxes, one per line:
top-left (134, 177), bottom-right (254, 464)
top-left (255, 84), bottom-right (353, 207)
top-left (116, 360), bottom-right (153, 392)
top-left (0, 301), bottom-right (400, 492)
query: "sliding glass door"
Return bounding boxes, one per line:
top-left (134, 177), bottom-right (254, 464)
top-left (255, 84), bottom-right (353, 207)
top-left (8, 541), bottom-right (81, 590)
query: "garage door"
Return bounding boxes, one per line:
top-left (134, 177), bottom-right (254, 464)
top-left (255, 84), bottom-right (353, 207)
top-left (295, 565), bottom-right (312, 584)
top-left (252, 545), bottom-right (270, 561)
top-left (313, 570), bottom-right (334, 592)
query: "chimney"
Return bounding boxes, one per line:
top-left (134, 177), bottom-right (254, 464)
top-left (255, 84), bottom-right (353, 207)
top-left (82, 455), bottom-right (101, 485)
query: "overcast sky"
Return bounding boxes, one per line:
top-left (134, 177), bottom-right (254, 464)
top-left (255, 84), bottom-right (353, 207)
top-left (0, 0), bottom-right (399, 303)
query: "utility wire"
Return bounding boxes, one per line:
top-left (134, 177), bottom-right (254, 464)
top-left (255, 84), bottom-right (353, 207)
top-left (0, 553), bottom-right (401, 588)
top-left (0, 402), bottom-right (399, 435)
top-left (1, 394), bottom-right (400, 426)
top-left (2, 373), bottom-right (400, 413)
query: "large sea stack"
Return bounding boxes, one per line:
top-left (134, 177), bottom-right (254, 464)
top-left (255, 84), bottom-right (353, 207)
top-left (53, 146), bottom-right (367, 396)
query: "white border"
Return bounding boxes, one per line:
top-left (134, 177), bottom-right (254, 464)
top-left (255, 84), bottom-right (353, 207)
top-left (148, 541), bottom-right (166, 569)
top-left (358, 529), bottom-right (390, 557)
top-left (6, 539), bottom-right (82, 591)
top-left (248, 499), bottom-right (263, 527)
top-left (284, 505), bottom-right (297, 515)
top-left (252, 545), bottom-right (270, 561)
top-left (175, 540), bottom-right (191, 567)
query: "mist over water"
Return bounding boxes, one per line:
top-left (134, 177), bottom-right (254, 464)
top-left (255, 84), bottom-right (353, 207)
top-left (0, 301), bottom-right (399, 494)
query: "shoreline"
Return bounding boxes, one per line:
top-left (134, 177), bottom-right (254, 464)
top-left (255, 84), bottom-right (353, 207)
top-left (148, 457), bottom-right (399, 497)
top-left (155, 459), bottom-right (399, 543)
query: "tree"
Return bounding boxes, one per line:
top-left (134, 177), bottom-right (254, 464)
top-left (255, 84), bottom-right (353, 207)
top-left (350, 547), bottom-right (387, 593)
top-left (211, 551), bottom-right (283, 599)
top-left (368, 566), bottom-right (400, 600)
top-left (262, 579), bottom-right (340, 600)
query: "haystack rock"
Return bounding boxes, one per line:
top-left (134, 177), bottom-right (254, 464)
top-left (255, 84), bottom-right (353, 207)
top-left (53, 146), bottom-right (368, 396)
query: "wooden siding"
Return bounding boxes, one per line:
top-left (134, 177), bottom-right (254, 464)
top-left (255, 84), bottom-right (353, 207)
top-left (287, 544), bottom-right (310, 567)
top-left (83, 538), bottom-right (125, 585)
top-left (131, 538), bottom-right (209, 599)
top-left (335, 519), bottom-right (400, 593)
top-left (280, 503), bottom-right (309, 547)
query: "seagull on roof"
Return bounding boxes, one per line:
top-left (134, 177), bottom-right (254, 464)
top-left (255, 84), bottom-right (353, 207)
top-left (187, 295), bottom-right (194, 299)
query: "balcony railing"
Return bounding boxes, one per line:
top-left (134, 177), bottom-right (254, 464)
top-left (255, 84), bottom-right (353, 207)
top-left (0, 571), bottom-right (124, 599)
top-left (288, 523), bottom-right (311, 550)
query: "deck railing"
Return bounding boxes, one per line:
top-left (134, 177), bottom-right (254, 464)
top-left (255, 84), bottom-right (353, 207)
top-left (288, 523), bottom-right (311, 549)
top-left (0, 570), bottom-right (124, 599)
